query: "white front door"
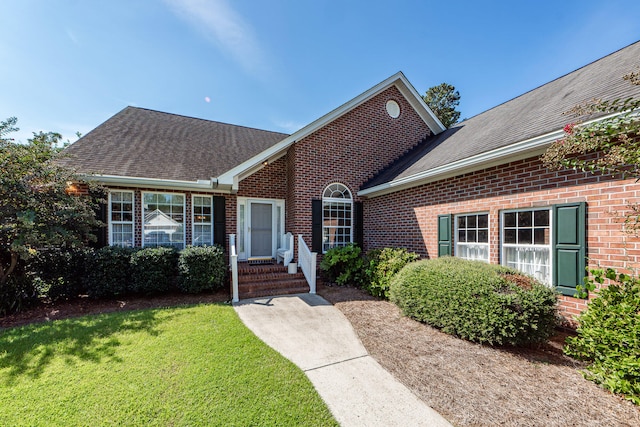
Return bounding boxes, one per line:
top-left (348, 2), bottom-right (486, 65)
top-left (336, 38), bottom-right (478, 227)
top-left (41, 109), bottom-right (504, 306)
top-left (239, 198), bottom-right (284, 260)
top-left (249, 202), bottom-right (273, 258)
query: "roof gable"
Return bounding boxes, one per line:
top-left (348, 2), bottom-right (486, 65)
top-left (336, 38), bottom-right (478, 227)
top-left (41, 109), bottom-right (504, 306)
top-left (361, 41), bottom-right (640, 196)
top-left (216, 72), bottom-right (446, 188)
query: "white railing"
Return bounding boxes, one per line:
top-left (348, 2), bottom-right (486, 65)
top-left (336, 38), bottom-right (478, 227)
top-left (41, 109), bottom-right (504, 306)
top-left (298, 234), bottom-right (317, 294)
top-left (229, 234), bottom-right (239, 303)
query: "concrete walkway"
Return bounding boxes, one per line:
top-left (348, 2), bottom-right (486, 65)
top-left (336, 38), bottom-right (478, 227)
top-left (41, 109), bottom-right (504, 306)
top-left (234, 293), bottom-right (451, 427)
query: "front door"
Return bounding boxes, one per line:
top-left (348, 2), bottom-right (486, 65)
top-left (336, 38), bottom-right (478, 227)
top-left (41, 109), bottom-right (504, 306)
top-left (249, 202), bottom-right (274, 258)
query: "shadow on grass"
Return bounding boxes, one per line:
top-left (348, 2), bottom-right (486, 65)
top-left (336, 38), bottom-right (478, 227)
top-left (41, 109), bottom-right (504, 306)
top-left (0, 308), bottom-right (173, 385)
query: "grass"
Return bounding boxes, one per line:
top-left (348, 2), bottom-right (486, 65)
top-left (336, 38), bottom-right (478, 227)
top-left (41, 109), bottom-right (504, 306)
top-left (0, 303), bottom-right (338, 426)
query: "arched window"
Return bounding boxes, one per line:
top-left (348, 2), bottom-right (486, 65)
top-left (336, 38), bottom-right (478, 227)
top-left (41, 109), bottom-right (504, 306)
top-left (322, 183), bottom-right (353, 252)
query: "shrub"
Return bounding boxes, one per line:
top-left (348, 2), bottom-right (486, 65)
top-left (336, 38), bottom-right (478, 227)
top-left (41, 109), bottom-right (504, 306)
top-left (320, 244), bottom-right (363, 286)
top-left (130, 247), bottom-right (179, 294)
top-left (29, 247), bottom-right (93, 301)
top-left (389, 257), bottom-right (558, 346)
top-left (362, 248), bottom-right (419, 298)
top-left (177, 245), bottom-right (226, 293)
top-left (0, 272), bottom-right (39, 316)
top-left (564, 267), bottom-right (640, 405)
top-left (84, 246), bottom-right (136, 299)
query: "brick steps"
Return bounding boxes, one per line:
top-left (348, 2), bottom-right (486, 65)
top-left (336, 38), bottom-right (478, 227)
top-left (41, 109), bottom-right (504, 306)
top-left (237, 262), bottom-right (309, 299)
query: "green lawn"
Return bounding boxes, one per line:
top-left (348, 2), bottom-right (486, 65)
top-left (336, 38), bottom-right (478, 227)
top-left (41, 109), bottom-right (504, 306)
top-left (0, 303), bottom-right (338, 426)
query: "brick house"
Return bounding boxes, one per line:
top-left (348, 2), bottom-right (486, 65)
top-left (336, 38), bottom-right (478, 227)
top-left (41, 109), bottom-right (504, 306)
top-left (62, 41), bottom-right (640, 316)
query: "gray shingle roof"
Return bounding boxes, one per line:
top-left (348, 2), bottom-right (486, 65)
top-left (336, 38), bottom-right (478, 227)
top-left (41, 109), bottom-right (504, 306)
top-left (363, 41), bottom-right (640, 190)
top-left (60, 107), bottom-right (289, 182)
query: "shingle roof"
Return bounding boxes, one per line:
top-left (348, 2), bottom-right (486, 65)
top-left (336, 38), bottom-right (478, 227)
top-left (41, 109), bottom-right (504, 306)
top-left (363, 41), bottom-right (640, 190)
top-left (60, 107), bottom-right (289, 182)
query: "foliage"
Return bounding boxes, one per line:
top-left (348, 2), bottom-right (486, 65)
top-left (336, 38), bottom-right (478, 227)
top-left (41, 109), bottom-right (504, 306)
top-left (0, 270), bottom-right (38, 316)
top-left (422, 82), bottom-right (461, 128)
top-left (389, 257), bottom-right (558, 346)
top-left (542, 69), bottom-right (640, 233)
top-left (0, 117), bottom-right (103, 289)
top-left (84, 246), bottom-right (136, 298)
top-left (320, 244), bottom-right (363, 286)
top-left (362, 247), bottom-right (419, 298)
top-left (0, 305), bottom-right (338, 426)
top-left (564, 267), bottom-right (640, 405)
top-left (130, 247), bottom-right (179, 294)
top-left (29, 247), bottom-right (93, 301)
top-left (177, 245), bottom-right (226, 293)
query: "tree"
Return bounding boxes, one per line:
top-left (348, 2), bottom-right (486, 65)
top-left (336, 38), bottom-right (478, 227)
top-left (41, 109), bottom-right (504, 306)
top-left (422, 83), bottom-right (461, 128)
top-left (541, 68), bottom-right (640, 233)
top-left (0, 117), bottom-right (103, 286)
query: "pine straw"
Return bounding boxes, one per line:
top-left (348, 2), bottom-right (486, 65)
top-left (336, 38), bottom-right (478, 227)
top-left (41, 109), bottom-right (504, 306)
top-left (318, 284), bottom-right (640, 427)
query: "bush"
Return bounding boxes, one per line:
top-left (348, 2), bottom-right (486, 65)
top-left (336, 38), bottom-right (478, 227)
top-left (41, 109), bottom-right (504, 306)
top-left (177, 245), bottom-right (226, 293)
top-left (320, 244), bottom-right (363, 286)
top-left (389, 257), bottom-right (558, 346)
top-left (29, 247), bottom-right (93, 301)
top-left (84, 246), bottom-right (136, 299)
top-left (0, 273), bottom-right (39, 316)
top-left (362, 248), bottom-right (419, 298)
top-left (130, 247), bottom-right (179, 295)
top-left (564, 267), bottom-right (640, 405)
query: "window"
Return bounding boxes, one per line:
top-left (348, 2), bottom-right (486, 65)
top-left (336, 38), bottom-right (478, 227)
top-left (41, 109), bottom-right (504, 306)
top-left (322, 183), bottom-right (353, 253)
top-left (192, 195), bottom-right (213, 246)
top-left (501, 209), bottom-right (551, 284)
top-left (455, 213), bottom-right (489, 262)
top-left (109, 191), bottom-right (134, 247)
top-left (142, 192), bottom-right (185, 249)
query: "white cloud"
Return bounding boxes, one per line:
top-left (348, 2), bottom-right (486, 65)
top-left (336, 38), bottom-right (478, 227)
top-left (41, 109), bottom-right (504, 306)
top-left (164, 0), bottom-right (269, 76)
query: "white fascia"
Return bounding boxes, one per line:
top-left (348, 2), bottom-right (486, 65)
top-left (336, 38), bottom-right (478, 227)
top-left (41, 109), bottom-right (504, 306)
top-left (358, 110), bottom-right (637, 198)
top-left (217, 72), bottom-right (446, 191)
top-left (357, 130), bottom-right (561, 198)
top-left (81, 174), bottom-right (229, 193)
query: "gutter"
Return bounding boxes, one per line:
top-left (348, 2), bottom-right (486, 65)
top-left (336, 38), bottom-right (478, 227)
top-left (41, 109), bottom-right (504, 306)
top-left (80, 174), bottom-right (231, 193)
top-left (358, 109), bottom-right (638, 198)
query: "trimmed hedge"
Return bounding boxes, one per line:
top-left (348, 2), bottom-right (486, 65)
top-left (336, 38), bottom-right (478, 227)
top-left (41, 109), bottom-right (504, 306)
top-left (389, 257), bottom-right (558, 346)
top-left (130, 247), bottom-right (179, 295)
top-left (84, 246), bottom-right (136, 299)
top-left (30, 247), bottom-right (92, 301)
top-left (177, 245), bottom-right (226, 293)
top-left (564, 267), bottom-right (640, 405)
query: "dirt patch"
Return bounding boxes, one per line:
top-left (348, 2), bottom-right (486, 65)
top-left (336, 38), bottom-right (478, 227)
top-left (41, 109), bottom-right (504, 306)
top-left (318, 283), bottom-right (640, 427)
top-left (0, 289), bottom-right (230, 330)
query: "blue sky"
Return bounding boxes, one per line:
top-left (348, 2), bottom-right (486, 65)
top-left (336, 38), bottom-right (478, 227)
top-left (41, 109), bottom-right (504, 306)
top-left (2, 0), bottom-right (640, 144)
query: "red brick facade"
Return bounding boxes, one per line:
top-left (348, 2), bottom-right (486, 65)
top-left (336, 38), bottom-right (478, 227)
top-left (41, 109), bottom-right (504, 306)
top-left (284, 85), bottom-right (431, 247)
top-left (364, 156), bottom-right (640, 320)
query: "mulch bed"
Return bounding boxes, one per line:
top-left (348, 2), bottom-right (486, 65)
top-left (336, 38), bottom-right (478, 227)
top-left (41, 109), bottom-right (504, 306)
top-left (317, 284), bottom-right (640, 427)
top-left (2, 284), bottom-right (639, 426)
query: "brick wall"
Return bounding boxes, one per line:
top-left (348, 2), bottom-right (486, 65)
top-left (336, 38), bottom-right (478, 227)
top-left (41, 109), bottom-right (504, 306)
top-left (286, 85), bottom-right (432, 251)
top-left (364, 155), bottom-right (640, 320)
top-left (237, 156), bottom-right (287, 199)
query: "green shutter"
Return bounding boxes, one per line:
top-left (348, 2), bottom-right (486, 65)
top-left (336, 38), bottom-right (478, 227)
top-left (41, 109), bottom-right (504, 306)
top-left (312, 199), bottom-right (322, 253)
top-left (353, 201), bottom-right (364, 249)
top-left (553, 202), bottom-right (586, 297)
top-left (213, 196), bottom-right (226, 247)
top-left (437, 214), bottom-right (452, 257)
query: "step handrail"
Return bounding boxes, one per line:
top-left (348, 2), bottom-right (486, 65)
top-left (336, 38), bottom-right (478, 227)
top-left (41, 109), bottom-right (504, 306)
top-left (229, 234), bottom-right (239, 302)
top-left (297, 234), bottom-right (317, 294)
